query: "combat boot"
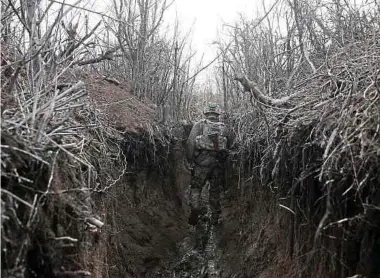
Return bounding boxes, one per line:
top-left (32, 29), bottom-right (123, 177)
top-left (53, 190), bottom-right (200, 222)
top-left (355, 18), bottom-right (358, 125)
top-left (195, 214), bottom-right (209, 252)
top-left (188, 208), bottom-right (200, 226)
top-left (188, 188), bottom-right (201, 226)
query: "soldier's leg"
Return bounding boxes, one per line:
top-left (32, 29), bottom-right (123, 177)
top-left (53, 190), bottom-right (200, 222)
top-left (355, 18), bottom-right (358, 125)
top-left (209, 166), bottom-right (222, 226)
top-left (191, 163), bottom-right (217, 252)
top-left (195, 210), bottom-right (209, 251)
top-left (188, 166), bottom-right (207, 226)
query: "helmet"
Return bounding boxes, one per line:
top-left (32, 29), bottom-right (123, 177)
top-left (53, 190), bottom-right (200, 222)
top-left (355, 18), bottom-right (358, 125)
top-left (203, 102), bottom-right (221, 115)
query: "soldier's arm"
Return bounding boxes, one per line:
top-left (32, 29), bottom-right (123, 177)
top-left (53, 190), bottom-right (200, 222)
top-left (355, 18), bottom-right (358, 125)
top-left (185, 121), bottom-right (203, 162)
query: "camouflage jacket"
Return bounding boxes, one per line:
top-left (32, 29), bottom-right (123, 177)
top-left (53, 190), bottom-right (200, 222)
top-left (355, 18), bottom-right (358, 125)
top-left (185, 119), bottom-right (232, 162)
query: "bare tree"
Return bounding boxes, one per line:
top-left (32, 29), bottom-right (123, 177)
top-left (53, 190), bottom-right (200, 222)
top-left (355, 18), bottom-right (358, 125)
top-left (214, 0), bottom-right (380, 111)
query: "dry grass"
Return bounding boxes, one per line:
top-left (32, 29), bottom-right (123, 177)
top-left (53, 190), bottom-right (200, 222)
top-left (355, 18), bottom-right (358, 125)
top-left (231, 35), bottom-right (380, 277)
top-left (1, 56), bottom-right (171, 276)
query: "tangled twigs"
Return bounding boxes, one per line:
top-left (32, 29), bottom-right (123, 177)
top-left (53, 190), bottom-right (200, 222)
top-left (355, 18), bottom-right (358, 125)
top-left (232, 37), bottom-right (380, 275)
top-left (1, 65), bottom-right (105, 276)
top-left (234, 38), bottom-right (380, 181)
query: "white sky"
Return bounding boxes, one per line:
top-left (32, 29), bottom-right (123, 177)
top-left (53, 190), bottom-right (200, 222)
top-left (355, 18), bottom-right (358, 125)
top-left (163, 0), bottom-right (268, 85)
top-left (165, 0), bottom-right (260, 63)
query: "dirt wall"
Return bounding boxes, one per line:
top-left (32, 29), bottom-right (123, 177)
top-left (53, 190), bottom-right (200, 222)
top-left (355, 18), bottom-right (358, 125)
top-left (83, 135), bottom-right (191, 278)
top-left (218, 139), bottom-right (380, 278)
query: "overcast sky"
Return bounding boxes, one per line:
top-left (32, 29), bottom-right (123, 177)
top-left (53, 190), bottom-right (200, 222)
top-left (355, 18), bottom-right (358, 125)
top-left (163, 0), bottom-right (269, 85)
top-left (165, 0), bottom-right (260, 63)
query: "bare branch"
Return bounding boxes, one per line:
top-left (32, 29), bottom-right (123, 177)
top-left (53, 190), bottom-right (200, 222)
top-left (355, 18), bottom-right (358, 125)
top-left (234, 74), bottom-right (300, 107)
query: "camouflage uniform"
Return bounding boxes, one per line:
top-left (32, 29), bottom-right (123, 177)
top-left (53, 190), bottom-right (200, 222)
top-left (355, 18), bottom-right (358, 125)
top-left (186, 103), bottom-right (230, 251)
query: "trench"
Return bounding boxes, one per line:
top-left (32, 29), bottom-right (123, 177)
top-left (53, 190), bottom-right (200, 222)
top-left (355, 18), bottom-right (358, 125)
top-left (115, 131), bottom-right (248, 278)
top-left (110, 131), bottom-right (231, 278)
top-left (108, 126), bottom-right (380, 278)
top-left (88, 128), bottom-right (237, 278)
top-left (3, 120), bottom-right (380, 278)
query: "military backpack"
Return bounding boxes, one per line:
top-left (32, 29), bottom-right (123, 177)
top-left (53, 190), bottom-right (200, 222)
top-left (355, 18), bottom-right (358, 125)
top-left (195, 119), bottom-right (228, 152)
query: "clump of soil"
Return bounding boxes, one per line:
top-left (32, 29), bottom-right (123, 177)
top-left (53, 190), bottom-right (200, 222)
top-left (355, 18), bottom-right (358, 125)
top-left (85, 74), bottom-right (156, 132)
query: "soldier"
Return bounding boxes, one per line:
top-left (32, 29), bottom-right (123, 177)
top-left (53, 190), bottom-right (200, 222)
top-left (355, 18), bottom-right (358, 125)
top-left (186, 102), bottom-right (230, 251)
